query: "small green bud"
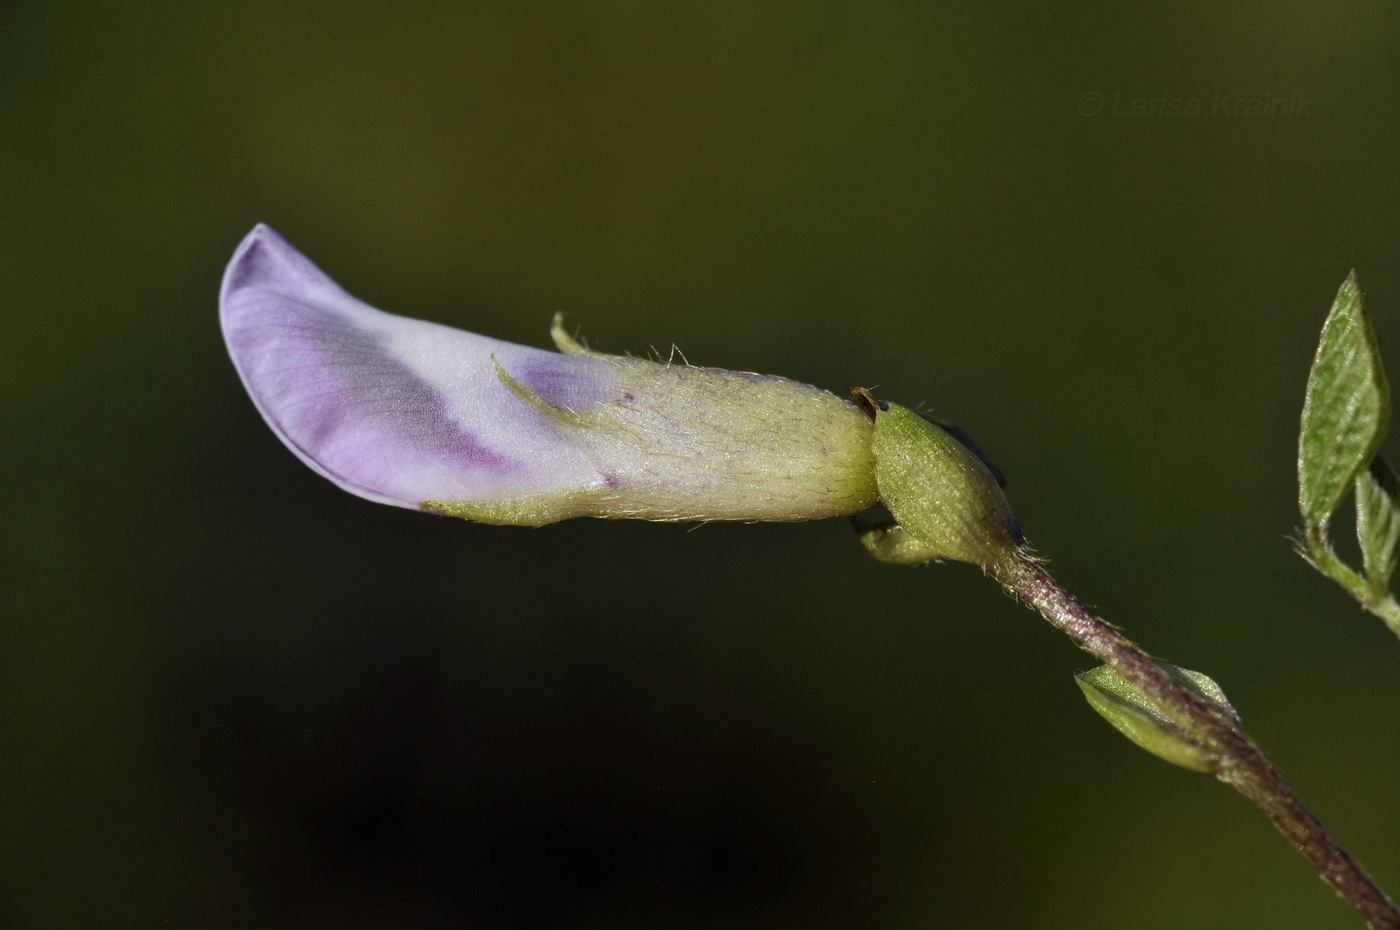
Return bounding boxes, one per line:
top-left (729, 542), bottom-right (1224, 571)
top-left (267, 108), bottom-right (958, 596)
top-left (1075, 664), bottom-right (1237, 774)
top-left (864, 398), bottom-right (1023, 569)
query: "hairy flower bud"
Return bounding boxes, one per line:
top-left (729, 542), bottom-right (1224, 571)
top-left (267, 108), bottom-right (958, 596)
top-left (221, 225), bottom-right (877, 526)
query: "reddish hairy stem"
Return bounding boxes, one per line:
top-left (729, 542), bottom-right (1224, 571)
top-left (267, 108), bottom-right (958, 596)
top-left (992, 555), bottom-right (1399, 930)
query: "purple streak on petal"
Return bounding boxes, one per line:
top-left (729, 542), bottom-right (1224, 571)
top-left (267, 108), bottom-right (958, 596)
top-left (223, 281), bottom-right (514, 507)
top-left (510, 357), bottom-right (615, 411)
top-left (221, 225), bottom-right (616, 509)
top-left (276, 308), bottom-right (509, 472)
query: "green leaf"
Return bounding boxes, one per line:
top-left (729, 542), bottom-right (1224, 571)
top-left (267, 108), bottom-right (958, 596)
top-left (1299, 272), bottom-right (1391, 529)
top-left (1356, 455), bottom-right (1400, 595)
top-left (1075, 664), bottom-right (1237, 775)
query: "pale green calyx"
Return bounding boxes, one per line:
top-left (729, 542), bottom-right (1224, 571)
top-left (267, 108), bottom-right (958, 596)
top-left (425, 323), bottom-right (881, 526)
top-left (862, 397), bottom-right (1023, 569)
top-left (1075, 664), bottom-right (1238, 774)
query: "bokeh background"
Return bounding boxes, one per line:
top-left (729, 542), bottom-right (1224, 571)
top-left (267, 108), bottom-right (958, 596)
top-left (4, 3), bottom-right (1400, 928)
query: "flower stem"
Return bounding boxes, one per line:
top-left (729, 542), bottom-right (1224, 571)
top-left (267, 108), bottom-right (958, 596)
top-left (991, 553), bottom-right (1400, 930)
top-left (1302, 531), bottom-right (1400, 640)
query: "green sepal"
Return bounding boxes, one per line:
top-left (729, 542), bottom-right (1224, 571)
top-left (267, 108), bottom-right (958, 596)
top-left (421, 495), bottom-right (596, 527)
top-left (1356, 455), bottom-right (1400, 595)
top-left (1075, 663), bottom-right (1237, 775)
top-left (1299, 272), bottom-right (1391, 531)
top-left (870, 402), bottom-right (1023, 569)
top-left (549, 313), bottom-right (609, 358)
top-left (855, 519), bottom-right (945, 565)
top-left (491, 356), bottom-right (588, 427)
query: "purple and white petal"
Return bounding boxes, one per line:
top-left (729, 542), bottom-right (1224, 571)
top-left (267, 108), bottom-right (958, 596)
top-left (220, 225), bottom-right (617, 510)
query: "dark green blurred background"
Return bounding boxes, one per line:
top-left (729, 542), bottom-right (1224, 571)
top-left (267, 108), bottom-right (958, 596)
top-left (4, 3), bottom-right (1399, 927)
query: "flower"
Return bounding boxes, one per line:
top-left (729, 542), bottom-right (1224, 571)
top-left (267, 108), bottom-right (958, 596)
top-left (220, 225), bottom-right (877, 526)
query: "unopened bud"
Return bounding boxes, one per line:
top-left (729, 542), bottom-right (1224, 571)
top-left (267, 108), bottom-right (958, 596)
top-left (1075, 663), bottom-right (1237, 774)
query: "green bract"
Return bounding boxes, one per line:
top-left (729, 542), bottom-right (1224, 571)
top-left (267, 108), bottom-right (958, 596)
top-left (1075, 664), bottom-right (1237, 775)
